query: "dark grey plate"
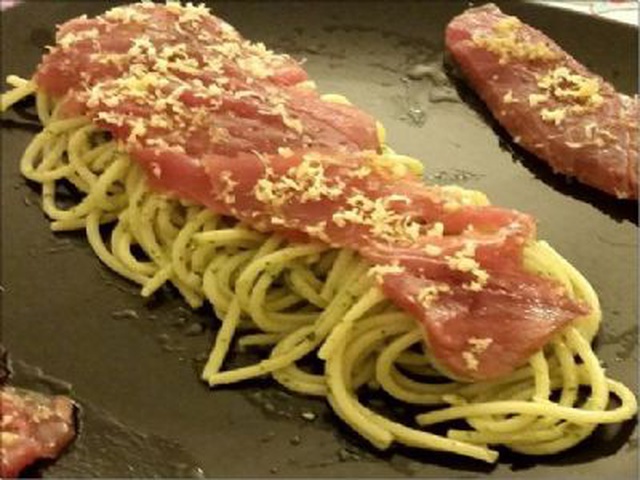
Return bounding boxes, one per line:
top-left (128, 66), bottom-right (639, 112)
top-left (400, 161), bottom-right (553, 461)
top-left (1, 1), bottom-right (638, 478)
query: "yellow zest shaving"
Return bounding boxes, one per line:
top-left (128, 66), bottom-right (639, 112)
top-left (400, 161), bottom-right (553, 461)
top-left (462, 337), bottom-right (494, 372)
top-left (472, 16), bottom-right (559, 64)
top-left (416, 283), bottom-right (451, 308)
top-left (445, 242), bottom-right (489, 291)
top-left (254, 153), bottom-right (345, 208)
top-left (535, 67), bottom-right (604, 124)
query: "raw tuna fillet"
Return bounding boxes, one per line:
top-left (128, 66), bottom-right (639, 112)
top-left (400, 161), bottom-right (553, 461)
top-left (34, 3), bottom-right (380, 206)
top-left (204, 149), bottom-right (589, 380)
top-left (1, 387), bottom-right (76, 478)
top-left (446, 3), bottom-right (638, 199)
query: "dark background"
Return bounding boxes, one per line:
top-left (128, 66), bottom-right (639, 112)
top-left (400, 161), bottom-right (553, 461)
top-left (1, 1), bottom-right (637, 477)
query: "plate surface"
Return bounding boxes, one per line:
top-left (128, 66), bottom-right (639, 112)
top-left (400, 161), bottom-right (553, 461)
top-left (1, 1), bottom-right (638, 478)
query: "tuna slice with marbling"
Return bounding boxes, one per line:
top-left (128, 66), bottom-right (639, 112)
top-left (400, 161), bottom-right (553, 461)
top-left (446, 3), bottom-right (638, 199)
top-left (1, 387), bottom-right (76, 478)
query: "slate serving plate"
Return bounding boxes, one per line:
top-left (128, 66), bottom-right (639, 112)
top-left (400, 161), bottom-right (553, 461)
top-left (1, 1), bottom-right (637, 478)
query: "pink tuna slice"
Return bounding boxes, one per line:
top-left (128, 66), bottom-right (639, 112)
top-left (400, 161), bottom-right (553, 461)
top-left (445, 3), bottom-right (638, 199)
top-left (1, 387), bottom-right (76, 478)
top-left (203, 150), bottom-right (588, 380)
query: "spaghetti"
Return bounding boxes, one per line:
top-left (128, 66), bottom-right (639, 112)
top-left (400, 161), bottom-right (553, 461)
top-left (2, 76), bottom-right (636, 463)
